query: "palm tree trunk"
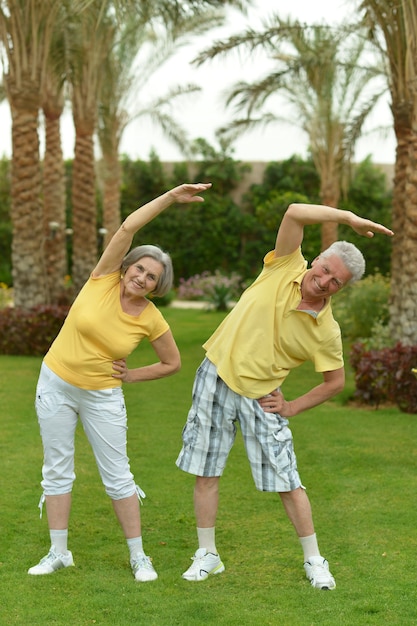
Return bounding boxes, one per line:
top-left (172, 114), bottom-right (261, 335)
top-left (319, 176), bottom-right (340, 251)
top-left (359, 0), bottom-right (417, 344)
top-left (10, 102), bottom-right (47, 309)
top-left (101, 154), bottom-right (121, 248)
top-left (390, 126), bottom-right (417, 345)
top-left (71, 129), bottom-right (98, 293)
top-left (389, 112), bottom-right (411, 343)
top-left (43, 99), bottom-right (67, 304)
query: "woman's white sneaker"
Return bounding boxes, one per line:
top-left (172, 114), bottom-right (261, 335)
top-left (28, 546), bottom-right (74, 575)
top-left (131, 554), bottom-right (158, 582)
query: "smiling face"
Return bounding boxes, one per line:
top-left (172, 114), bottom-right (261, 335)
top-left (121, 256), bottom-right (163, 299)
top-left (301, 254), bottom-right (353, 302)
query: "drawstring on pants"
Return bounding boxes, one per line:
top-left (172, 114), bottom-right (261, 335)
top-left (38, 493), bottom-right (46, 519)
top-left (135, 484), bottom-right (146, 505)
top-left (36, 485), bottom-right (145, 519)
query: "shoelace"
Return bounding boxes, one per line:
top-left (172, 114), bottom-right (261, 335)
top-left (189, 552), bottom-right (213, 570)
top-left (132, 555), bottom-right (153, 571)
top-left (308, 563), bottom-right (331, 581)
top-left (39, 550), bottom-right (58, 565)
top-left (191, 549), bottom-right (212, 561)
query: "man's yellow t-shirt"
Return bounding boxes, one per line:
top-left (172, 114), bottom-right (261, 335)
top-left (44, 271), bottom-right (169, 390)
top-left (204, 248), bottom-right (343, 399)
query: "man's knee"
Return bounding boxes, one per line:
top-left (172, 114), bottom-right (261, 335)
top-left (279, 486), bottom-right (307, 501)
top-left (195, 475), bottom-right (220, 492)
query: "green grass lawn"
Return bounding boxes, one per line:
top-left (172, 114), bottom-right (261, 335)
top-left (1, 308), bottom-right (416, 625)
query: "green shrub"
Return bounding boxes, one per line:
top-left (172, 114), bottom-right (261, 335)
top-left (0, 305), bottom-right (68, 356)
top-left (150, 289), bottom-right (176, 308)
top-left (0, 282), bottom-right (12, 308)
top-left (177, 270), bottom-right (244, 311)
top-left (332, 272), bottom-right (390, 341)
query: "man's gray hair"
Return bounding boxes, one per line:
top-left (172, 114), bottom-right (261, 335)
top-left (320, 241), bottom-right (365, 285)
top-left (121, 244), bottom-right (173, 297)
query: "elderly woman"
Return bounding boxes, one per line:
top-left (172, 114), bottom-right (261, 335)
top-left (28, 182), bottom-right (211, 582)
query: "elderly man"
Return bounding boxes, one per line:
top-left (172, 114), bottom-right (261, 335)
top-left (176, 202), bottom-right (393, 590)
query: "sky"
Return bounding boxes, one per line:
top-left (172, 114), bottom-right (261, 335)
top-left (0, 0), bottom-right (396, 164)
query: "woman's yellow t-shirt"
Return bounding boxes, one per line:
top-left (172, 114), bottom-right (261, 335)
top-left (44, 271), bottom-right (169, 390)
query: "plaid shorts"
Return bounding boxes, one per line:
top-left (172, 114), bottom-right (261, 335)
top-left (176, 358), bottom-right (302, 492)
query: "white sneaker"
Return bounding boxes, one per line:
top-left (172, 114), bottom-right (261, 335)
top-left (28, 546), bottom-right (74, 575)
top-left (131, 554), bottom-right (158, 582)
top-left (304, 556), bottom-right (336, 590)
top-left (182, 548), bottom-right (225, 581)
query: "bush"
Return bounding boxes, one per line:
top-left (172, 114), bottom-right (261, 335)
top-left (332, 272), bottom-right (390, 341)
top-left (0, 305), bottom-right (68, 356)
top-left (177, 270), bottom-right (244, 311)
top-left (177, 274), bottom-right (207, 301)
top-left (149, 289), bottom-right (176, 308)
top-left (0, 282), bottom-right (12, 309)
top-left (339, 156), bottom-right (393, 276)
top-left (350, 342), bottom-right (417, 413)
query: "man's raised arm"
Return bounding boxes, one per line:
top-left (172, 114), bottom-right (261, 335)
top-left (274, 203), bottom-right (394, 258)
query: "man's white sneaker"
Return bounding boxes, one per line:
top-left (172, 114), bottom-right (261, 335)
top-left (28, 546), bottom-right (74, 575)
top-left (131, 554), bottom-right (158, 582)
top-left (304, 556), bottom-right (336, 590)
top-left (182, 548), bottom-right (225, 581)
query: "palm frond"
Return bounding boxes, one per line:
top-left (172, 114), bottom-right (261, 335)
top-left (199, 14), bottom-right (390, 197)
top-left (132, 104), bottom-right (193, 156)
top-left (223, 70), bottom-right (293, 116)
top-left (217, 112), bottom-right (283, 141)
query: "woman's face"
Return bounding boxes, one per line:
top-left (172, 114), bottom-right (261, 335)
top-left (122, 256), bottom-right (163, 298)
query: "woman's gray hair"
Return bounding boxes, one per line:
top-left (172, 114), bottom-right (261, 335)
top-left (320, 241), bottom-right (365, 285)
top-left (121, 245), bottom-right (173, 297)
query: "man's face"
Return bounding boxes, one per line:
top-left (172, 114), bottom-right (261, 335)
top-left (302, 254), bottom-right (352, 301)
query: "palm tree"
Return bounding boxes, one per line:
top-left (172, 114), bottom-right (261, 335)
top-left (66, 0), bottom-right (116, 293)
top-left (96, 10), bottom-right (220, 246)
top-left (69, 0), bottom-right (249, 292)
top-left (193, 16), bottom-right (386, 249)
top-left (42, 71), bottom-right (67, 305)
top-left (359, 0), bottom-right (417, 344)
top-left (1, 0), bottom-right (251, 303)
top-left (39, 6), bottom-right (71, 305)
top-left (0, 0), bottom-right (62, 309)
top-left (96, 19), bottom-right (196, 246)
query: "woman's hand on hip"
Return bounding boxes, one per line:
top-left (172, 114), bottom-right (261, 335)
top-left (112, 358), bottom-right (131, 382)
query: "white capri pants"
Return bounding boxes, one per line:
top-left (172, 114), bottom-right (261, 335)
top-left (35, 362), bottom-right (137, 500)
